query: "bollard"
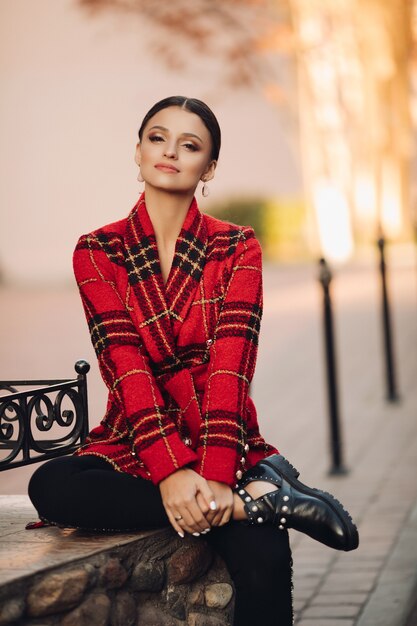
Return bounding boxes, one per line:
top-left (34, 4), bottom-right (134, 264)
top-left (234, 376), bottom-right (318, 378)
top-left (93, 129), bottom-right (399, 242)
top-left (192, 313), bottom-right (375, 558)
top-left (318, 258), bottom-right (347, 475)
top-left (75, 359), bottom-right (91, 442)
top-left (377, 237), bottom-right (399, 402)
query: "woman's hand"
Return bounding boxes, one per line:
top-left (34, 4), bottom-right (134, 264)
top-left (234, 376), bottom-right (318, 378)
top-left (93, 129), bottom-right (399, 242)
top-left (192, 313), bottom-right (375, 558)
top-left (197, 480), bottom-right (234, 527)
top-left (159, 468), bottom-right (216, 537)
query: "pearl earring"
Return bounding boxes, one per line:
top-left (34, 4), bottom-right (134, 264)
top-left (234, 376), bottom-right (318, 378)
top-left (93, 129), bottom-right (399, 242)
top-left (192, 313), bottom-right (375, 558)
top-left (202, 182), bottom-right (209, 197)
top-left (137, 167), bottom-right (144, 183)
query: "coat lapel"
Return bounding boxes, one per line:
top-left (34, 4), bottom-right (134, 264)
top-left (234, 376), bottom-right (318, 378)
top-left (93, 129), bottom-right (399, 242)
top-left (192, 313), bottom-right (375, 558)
top-left (124, 193), bottom-right (208, 370)
top-left (164, 196), bottom-right (208, 340)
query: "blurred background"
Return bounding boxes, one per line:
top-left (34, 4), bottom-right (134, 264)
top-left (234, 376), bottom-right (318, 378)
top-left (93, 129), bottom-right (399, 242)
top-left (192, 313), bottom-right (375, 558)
top-left (1, 0), bottom-right (416, 493)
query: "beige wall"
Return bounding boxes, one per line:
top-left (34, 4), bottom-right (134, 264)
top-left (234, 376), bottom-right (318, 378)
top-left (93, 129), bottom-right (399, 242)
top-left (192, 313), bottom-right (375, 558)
top-left (0, 0), bottom-right (301, 285)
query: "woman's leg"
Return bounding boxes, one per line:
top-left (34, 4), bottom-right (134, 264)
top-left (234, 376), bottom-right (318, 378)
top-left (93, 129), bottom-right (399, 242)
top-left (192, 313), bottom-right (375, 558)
top-left (28, 455), bottom-right (169, 530)
top-left (206, 522), bottom-right (293, 626)
top-left (29, 455), bottom-right (293, 625)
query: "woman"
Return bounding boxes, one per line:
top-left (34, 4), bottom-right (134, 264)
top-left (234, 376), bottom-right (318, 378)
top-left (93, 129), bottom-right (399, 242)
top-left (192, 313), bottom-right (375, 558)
top-left (29, 96), bottom-right (358, 626)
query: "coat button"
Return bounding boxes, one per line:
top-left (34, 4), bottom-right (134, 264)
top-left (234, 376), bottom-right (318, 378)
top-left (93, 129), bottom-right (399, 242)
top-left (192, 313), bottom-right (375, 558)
top-left (206, 339), bottom-right (213, 346)
top-left (235, 469), bottom-right (243, 480)
top-left (183, 438), bottom-right (192, 447)
top-left (244, 444), bottom-right (249, 452)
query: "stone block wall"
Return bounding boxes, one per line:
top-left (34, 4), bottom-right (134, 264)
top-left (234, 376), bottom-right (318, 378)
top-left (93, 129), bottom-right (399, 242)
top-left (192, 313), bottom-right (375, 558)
top-left (0, 528), bottom-right (234, 626)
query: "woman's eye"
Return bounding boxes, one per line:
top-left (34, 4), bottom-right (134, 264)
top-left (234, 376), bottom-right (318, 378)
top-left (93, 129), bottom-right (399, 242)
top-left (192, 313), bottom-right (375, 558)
top-left (149, 135), bottom-right (164, 143)
top-left (183, 142), bottom-right (198, 152)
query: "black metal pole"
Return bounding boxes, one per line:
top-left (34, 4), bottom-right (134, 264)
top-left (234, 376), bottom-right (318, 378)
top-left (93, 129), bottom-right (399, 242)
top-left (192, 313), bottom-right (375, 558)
top-left (377, 237), bottom-right (399, 402)
top-left (318, 258), bottom-right (347, 475)
top-left (75, 360), bottom-right (90, 441)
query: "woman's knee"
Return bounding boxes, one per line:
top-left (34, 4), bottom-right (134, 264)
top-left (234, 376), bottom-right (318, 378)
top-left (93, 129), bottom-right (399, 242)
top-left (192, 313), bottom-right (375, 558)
top-left (28, 456), bottom-right (74, 514)
top-left (28, 455), bottom-right (101, 519)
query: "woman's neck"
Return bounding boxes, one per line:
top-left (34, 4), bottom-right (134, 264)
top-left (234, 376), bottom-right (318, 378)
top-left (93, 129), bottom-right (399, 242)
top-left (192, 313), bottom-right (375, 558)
top-left (143, 187), bottom-right (194, 246)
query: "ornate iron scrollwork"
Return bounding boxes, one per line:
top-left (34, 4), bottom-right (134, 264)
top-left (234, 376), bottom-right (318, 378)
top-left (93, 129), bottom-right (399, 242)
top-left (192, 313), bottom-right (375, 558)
top-left (0, 360), bottom-right (90, 471)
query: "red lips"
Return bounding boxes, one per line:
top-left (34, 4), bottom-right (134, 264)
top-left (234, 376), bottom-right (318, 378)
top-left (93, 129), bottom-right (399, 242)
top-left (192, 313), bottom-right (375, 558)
top-left (155, 163), bottom-right (179, 173)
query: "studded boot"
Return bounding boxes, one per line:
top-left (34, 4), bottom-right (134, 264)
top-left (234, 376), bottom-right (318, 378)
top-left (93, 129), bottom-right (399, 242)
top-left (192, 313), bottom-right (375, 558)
top-left (234, 453), bottom-right (359, 552)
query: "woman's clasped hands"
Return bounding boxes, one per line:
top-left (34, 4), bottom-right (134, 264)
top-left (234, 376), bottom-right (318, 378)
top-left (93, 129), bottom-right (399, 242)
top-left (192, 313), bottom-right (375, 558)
top-left (159, 468), bottom-right (234, 538)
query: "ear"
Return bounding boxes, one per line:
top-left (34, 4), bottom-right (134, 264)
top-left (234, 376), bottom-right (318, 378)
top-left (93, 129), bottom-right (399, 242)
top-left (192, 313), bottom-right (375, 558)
top-left (134, 142), bottom-right (141, 167)
top-left (201, 160), bottom-right (217, 183)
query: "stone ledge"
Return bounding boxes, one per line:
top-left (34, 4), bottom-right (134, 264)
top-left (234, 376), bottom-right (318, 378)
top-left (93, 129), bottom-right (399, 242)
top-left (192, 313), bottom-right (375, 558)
top-left (0, 496), bottom-right (234, 626)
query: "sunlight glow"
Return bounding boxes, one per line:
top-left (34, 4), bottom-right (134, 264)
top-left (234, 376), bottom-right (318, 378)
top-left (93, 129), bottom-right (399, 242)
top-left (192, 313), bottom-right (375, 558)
top-left (313, 181), bottom-right (354, 263)
top-left (354, 174), bottom-right (377, 220)
top-left (381, 162), bottom-right (403, 236)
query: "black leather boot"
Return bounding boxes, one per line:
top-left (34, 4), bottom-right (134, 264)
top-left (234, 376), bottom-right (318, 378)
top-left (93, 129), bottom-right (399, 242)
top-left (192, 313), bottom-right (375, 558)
top-left (234, 454), bottom-right (359, 551)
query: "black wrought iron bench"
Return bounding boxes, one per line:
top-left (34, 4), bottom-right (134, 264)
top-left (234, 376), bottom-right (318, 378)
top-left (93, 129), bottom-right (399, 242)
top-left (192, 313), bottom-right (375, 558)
top-left (0, 360), bottom-right (90, 471)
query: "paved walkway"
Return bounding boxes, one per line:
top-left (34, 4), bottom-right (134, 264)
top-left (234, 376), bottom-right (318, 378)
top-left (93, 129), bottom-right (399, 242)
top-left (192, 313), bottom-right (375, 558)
top-left (1, 244), bottom-right (416, 624)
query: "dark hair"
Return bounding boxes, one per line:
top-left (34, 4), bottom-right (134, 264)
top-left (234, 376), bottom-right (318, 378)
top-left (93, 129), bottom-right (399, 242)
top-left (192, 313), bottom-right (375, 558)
top-left (138, 96), bottom-right (221, 161)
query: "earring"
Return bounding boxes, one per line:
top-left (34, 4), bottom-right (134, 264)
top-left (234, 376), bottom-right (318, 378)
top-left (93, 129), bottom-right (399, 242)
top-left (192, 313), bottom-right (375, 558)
top-left (202, 182), bottom-right (209, 197)
top-left (137, 167), bottom-right (144, 183)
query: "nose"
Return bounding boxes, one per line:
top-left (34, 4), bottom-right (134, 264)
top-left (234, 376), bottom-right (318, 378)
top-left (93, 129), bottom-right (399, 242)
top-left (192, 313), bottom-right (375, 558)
top-left (164, 142), bottom-right (178, 159)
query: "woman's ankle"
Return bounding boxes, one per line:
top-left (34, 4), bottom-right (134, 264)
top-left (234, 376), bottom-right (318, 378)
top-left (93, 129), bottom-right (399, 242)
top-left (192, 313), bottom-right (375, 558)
top-left (232, 481), bottom-right (279, 521)
top-left (232, 492), bottom-right (247, 520)
top-left (246, 481), bottom-right (278, 500)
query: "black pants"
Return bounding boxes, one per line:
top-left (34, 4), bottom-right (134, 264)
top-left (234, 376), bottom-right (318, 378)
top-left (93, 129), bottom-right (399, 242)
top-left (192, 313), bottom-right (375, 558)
top-left (28, 455), bottom-right (293, 626)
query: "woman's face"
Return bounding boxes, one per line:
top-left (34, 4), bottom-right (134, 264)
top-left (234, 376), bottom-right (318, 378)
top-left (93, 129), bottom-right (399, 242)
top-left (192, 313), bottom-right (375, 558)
top-left (135, 106), bottom-right (217, 196)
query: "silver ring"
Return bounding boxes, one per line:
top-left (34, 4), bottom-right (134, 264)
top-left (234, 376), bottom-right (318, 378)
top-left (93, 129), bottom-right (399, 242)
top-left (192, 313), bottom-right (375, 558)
top-left (174, 515), bottom-right (183, 521)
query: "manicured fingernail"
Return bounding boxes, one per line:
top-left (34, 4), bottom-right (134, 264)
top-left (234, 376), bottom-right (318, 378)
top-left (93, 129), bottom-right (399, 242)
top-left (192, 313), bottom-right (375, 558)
top-left (178, 531), bottom-right (184, 538)
top-left (209, 501), bottom-right (217, 511)
top-left (192, 532), bottom-right (200, 537)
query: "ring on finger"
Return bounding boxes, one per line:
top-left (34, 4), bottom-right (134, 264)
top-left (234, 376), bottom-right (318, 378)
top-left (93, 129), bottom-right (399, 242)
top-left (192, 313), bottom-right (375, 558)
top-left (174, 515), bottom-right (183, 521)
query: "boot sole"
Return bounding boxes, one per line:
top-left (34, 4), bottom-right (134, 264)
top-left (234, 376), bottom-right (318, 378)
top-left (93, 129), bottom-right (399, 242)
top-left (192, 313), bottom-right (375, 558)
top-left (262, 454), bottom-right (359, 551)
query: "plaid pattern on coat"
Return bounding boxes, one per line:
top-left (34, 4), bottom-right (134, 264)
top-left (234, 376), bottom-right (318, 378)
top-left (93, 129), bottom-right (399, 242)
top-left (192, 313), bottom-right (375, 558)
top-left (73, 193), bottom-right (278, 486)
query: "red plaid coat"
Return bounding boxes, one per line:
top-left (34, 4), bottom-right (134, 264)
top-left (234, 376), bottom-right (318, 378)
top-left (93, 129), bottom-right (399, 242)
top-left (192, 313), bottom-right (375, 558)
top-left (73, 193), bottom-right (277, 486)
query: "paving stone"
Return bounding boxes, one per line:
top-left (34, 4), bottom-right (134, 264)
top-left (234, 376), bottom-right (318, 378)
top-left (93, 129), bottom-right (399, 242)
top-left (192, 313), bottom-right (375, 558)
top-left (204, 583), bottom-right (233, 609)
top-left (296, 620), bottom-right (355, 626)
top-left (311, 592), bottom-right (368, 605)
top-left (27, 566), bottom-right (89, 616)
top-left (293, 599), bottom-right (308, 613)
top-left (131, 559), bottom-right (165, 591)
top-left (110, 590), bottom-right (136, 626)
top-left (293, 588), bottom-right (317, 602)
top-left (166, 586), bottom-right (187, 620)
top-left (167, 541), bottom-right (213, 585)
top-left (61, 593), bottom-right (111, 626)
top-left (332, 561), bottom-right (381, 572)
top-left (137, 603), bottom-right (183, 625)
top-left (319, 574), bottom-right (377, 594)
top-left (99, 556), bottom-right (129, 589)
top-left (0, 596), bottom-right (25, 625)
top-left (188, 613), bottom-right (229, 626)
top-left (293, 576), bottom-right (322, 589)
top-left (188, 585), bottom-right (204, 606)
top-left (302, 605), bottom-right (360, 619)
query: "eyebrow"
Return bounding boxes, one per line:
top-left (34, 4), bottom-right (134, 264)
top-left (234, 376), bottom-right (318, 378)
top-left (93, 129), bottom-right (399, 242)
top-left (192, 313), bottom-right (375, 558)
top-left (148, 125), bottom-right (203, 142)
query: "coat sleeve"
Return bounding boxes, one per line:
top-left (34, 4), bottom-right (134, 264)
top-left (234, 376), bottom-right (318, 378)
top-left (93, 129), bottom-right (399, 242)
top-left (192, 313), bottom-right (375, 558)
top-left (73, 233), bottom-right (198, 484)
top-left (191, 227), bottom-right (263, 486)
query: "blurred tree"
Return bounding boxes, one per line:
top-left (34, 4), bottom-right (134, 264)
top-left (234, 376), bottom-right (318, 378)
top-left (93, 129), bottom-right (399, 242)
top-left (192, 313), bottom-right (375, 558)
top-left (78, 0), bottom-right (294, 90)
top-left (290, 0), bottom-right (414, 256)
top-left (78, 0), bottom-right (416, 253)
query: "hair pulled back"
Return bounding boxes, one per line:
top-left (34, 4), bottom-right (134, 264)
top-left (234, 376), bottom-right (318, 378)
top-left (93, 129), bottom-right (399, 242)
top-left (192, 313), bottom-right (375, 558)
top-left (138, 96), bottom-right (221, 162)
